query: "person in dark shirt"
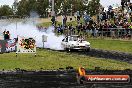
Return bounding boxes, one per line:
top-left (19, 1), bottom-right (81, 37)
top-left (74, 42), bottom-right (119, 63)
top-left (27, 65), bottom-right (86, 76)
top-left (6, 31), bottom-right (10, 40)
top-left (3, 31), bottom-right (10, 40)
top-left (77, 23), bottom-right (82, 34)
top-left (121, 0), bottom-right (125, 10)
top-left (3, 31), bottom-right (6, 40)
top-left (129, 3), bottom-right (132, 11)
top-left (63, 15), bottom-right (67, 26)
top-left (111, 11), bottom-right (114, 19)
top-left (102, 12), bottom-right (107, 21)
top-left (51, 16), bottom-right (55, 25)
top-left (57, 24), bottom-right (61, 34)
top-left (68, 24), bottom-right (73, 35)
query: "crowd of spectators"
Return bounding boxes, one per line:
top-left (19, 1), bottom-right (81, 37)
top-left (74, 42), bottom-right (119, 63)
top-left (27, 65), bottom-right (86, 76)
top-left (37, 2), bottom-right (132, 40)
top-left (55, 3), bottom-right (132, 39)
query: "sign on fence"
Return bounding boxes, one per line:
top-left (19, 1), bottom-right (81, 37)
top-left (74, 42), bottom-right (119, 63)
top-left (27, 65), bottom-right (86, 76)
top-left (16, 36), bottom-right (36, 54)
top-left (42, 35), bottom-right (47, 42)
top-left (42, 35), bottom-right (47, 49)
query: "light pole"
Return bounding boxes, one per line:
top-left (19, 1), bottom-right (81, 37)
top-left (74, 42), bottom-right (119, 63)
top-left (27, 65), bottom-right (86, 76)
top-left (51, 0), bottom-right (55, 16)
top-left (71, 4), bottom-right (73, 17)
top-left (13, 0), bottom-right (18, 14)
top-left (13, 0), bottom-right (18, 31)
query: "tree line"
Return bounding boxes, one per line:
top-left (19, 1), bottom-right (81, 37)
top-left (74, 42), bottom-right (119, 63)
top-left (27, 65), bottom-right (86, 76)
top-left (0, 0), bottom-right (100, 18)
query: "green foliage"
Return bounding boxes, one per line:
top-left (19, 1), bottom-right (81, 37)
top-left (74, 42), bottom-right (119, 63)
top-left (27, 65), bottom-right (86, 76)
top-left (16, 0), bottom-right (29, 16)
top-left (15, 0), bottom-right (100, 17)
top-left (36, 0), bottom-right (49, 17)
top-left (55, 0), bottom-right (97, 15)
top-left (0, 5), bottom-right (14, 17)
top-left (87, 0), bottom-right (100, 16)
top-left (16, 0), bottom-right (49, 17)
top-left (0, 0), bottom-right (100, 18)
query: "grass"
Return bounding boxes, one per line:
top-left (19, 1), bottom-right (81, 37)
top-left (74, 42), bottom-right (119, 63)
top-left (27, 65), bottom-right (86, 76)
top-left (38, 22), bottom-right (52, 27)
top-left (0, 49), bottom-right (132, 71)
top-left (38, 21), bottom-right (78, 27)
top-left (88, 38), bottom-right (132, 53)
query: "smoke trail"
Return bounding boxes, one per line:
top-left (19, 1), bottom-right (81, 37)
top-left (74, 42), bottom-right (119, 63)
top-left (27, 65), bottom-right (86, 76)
top-left (0, 19), bottom-right (64, 50)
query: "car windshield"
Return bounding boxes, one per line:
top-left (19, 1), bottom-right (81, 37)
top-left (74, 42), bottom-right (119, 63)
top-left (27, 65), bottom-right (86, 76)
top-left (69, 36), bottom-right (85, 41)
top-left (69, 36), bottom-right (78, 41)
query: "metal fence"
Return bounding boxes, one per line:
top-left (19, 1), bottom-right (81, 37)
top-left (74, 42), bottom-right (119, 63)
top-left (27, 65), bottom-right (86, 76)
top-left (57, 28), bottom-right (132, 39)
top-left (88, 28), bottom-right (132, 39)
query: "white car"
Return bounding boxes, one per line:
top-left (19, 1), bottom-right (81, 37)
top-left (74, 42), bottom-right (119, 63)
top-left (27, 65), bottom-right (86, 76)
top-left (61, 35), bottom-right (90, 51)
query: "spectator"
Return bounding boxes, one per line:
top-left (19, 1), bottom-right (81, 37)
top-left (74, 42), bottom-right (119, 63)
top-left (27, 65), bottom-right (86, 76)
top-left (51, 16), bottom-right (55, 25)
top-left (3, 31), bottom-right (10, 40)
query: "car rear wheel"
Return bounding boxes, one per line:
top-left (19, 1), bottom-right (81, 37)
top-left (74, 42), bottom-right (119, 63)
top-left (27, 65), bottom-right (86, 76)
top-left (86, 48), bottom-right (90, 52)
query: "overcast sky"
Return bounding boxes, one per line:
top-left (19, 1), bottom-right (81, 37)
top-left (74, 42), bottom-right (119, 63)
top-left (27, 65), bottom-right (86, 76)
top-left (0, 0), bottom-right (15, 6)
top-left (0, 0), bottom-right (121, 7)
top-left (100, 0), bottom-right (121, 7)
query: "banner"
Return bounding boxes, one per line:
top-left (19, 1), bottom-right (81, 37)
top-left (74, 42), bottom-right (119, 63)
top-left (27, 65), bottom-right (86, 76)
top-left (0, 40), bottom-right (7, 53)
top-left (77, 67), bottom-right (130, 84)
top-left (16, 36), bottom-right (36, 53)
top-left (6, 39), bottom-right (17, 52)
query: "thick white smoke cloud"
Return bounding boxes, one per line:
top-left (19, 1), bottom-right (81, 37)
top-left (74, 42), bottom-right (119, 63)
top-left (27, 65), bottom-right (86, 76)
top-left (0, 19), bottom-right (64, 50)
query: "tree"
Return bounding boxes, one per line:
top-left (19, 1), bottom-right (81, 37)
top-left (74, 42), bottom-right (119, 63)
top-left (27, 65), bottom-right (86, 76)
top-left (0, 5), bottom-right (14, 17)
top-left (86, 0), bottom-right (100, 16)
top-left (15, 0), bottom-right (100, 17)
top-left (16, 0), bottom-right (49, 17)
top-left (16, 0), bottom-right (29, 17)
top-left (36, 0), bottom-right (49, 17)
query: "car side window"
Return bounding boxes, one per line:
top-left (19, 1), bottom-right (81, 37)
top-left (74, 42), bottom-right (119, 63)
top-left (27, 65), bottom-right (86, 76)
top-left (65, 37), bottom-right (68, 42)
top-left (62, 37), bottom-right (68, 42)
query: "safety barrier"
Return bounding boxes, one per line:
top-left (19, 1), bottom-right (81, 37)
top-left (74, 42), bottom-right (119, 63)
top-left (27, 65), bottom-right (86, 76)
top-left (55, 27), bottom-right (132, 40)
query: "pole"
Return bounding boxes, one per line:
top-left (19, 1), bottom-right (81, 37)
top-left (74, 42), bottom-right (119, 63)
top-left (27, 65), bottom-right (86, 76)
top-left (51, 0), bottom-right (55, 16)
top-left (43, 42), bottom-right (44, 49)
top-left (16, 21), bottom-right (17, 30)
top-left (71, 4), bottom-right (72, 17)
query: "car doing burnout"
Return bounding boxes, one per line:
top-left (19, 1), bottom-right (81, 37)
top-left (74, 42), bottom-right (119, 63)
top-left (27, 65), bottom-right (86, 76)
top-left (61, 35), bottom-right (90, 51)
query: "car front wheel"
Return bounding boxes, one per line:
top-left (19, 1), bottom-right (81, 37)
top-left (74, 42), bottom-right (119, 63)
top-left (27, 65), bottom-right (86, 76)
top-left (65, 48), bottom-right (72, 52)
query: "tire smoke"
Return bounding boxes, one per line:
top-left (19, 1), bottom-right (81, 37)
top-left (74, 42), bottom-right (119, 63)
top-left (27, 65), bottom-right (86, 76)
top-left (0, 19), bottom-right (64, 50)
